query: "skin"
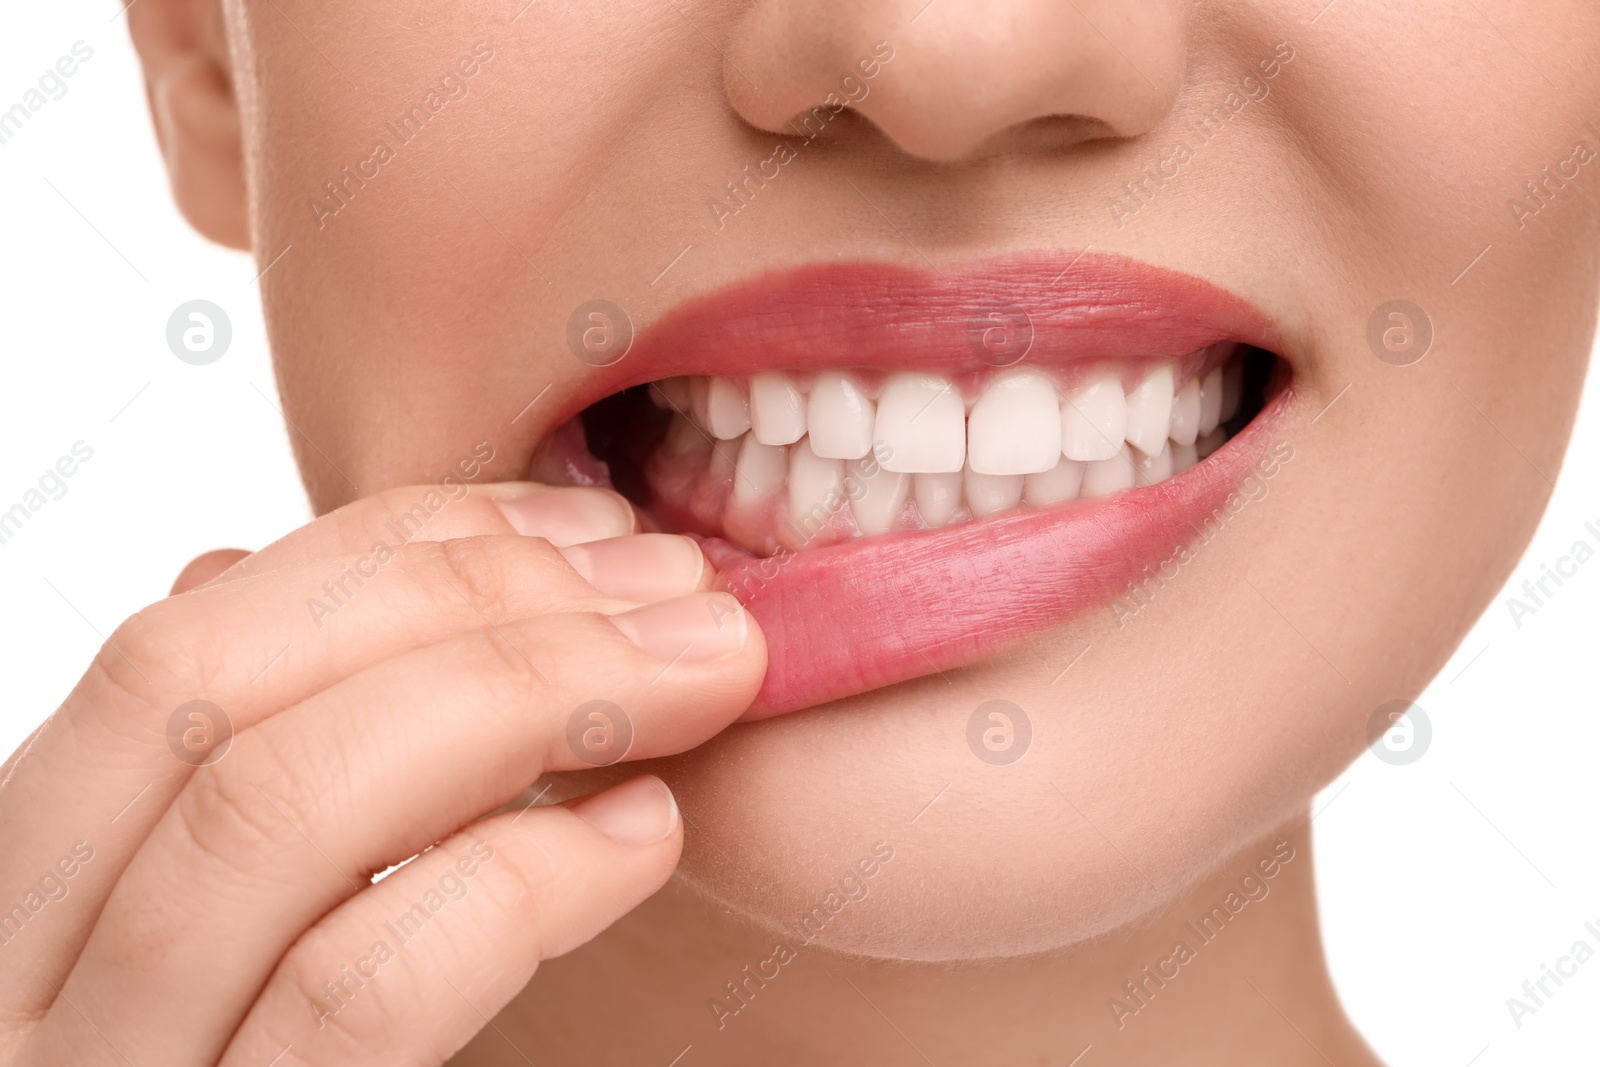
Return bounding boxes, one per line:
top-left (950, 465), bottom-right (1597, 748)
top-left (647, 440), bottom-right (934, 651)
top-left (2, 0), bottom-right (1596, 1063)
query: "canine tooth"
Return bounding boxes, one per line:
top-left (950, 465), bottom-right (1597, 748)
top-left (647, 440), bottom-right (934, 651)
top-left (1024, 456), bottom-right (1085, 506)
top-left (875, 373), bottom-right (965, 473)
top-left (651, 376), bottom-right (693, 413)
top-left (1172, 441), bottom-right (1199, 473)
top-left (1197, 428), bottom-right (1228, 459)
top-left (1081, 446), bottom-right (1136, 498)
top-left (750, 371), bottom-right (807, 446)
top-left (731, 434), bottom-right (787, 506)
top-left (1132, 443), bottom-right (1173, 487)
top-left (706, 376), bottom-right (752, 440)
top-left (1124, 366), bottom-right (1175, 455)
top-left (788, 438), bottom-right (845, 529)
top-left (1061, 375), bottom-right (1128, 462)
top-left (663, 413), bottom-right (712, 457)
top-left (848, 458), bottom-right (910, 535)
top-left (1219, 361), bottom-right (1242, 424)
top-left (967, 369), bottom-right (1061, 475)
top-left (1198, 367), bottom-right (1223, 435)
top-left (914, 472), bottom-right (963, 527)
top-left (806, 372), bottom-right (875, 459)
top-left (1170, 377), bottom-right (1201, 447)
top-left (965, 469), bottom-right (1023, 517)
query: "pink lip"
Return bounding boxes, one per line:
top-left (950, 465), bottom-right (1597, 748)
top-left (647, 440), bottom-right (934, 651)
top-left (561, 254), bottom-right (1289, 717)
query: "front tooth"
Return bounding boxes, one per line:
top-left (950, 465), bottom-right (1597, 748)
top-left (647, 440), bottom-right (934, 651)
top-left (914, 472), bottom-right (963, 527)
top-left (1198, 367), bottom-right (1224, 435)
top-left (1133, 442), bottom-right (1173, 487)
top-left (788, 438), bottom-right (845, 529)
top-left (807, 372), bottom-right (875, 460)
top-left (731, 434), bottom-right (786, 506)
top-left (1061, 374), bottom-right (1128, 462)
top-left (965, 469), bottom-right (1023, 517)
top-left (1169, 377), bottom-right (1201, 447)
top-left (1124, 366), bottom-right (1175, 455)
top-left (706, 376), bottom-right (752, 439)
top-left (1219, 361), bottom-right (1242, 424)
top-left (1024, 456), bottom-right (1085, 506)
top-left (1081, 445), bottom-right (1136, 498)
top-left (1172, 441), bottom-right (1199, 473)
top-left (967, 369), bottom-right (1061, 475)
top-left (750, 372), bottom-right (807, 446)
top-left (848, 458), bottom-right (910, 535)
top-left (875, 373), bottom-right (965, 473)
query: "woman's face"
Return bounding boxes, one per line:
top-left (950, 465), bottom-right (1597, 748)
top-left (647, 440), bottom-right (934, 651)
top-left (177, 0), bottom-right (1600, 958)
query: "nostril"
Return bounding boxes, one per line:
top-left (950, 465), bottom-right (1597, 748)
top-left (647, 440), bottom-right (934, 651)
top-left (721, 0), bottom-right (1187, 165)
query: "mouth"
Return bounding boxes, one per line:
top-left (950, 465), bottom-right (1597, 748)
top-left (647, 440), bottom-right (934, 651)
top-left (532, 254), bottom-right (1293, 718)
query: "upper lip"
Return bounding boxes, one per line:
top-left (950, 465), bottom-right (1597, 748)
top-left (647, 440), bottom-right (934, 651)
top-left (547, 251), bottom-right (1286, 426)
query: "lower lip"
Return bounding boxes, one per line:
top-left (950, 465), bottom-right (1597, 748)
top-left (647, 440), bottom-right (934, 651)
top-left (704, 388), bottom-right (1291, 719)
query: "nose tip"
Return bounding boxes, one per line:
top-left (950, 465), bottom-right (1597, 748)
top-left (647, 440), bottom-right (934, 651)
top-left (723, 0), bottom-right (1188, 163)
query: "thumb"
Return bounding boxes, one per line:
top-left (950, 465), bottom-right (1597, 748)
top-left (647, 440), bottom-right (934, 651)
top-left (170, 548), bottom-right (252, 595)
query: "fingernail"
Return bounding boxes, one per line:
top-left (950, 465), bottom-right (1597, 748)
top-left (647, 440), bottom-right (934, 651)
top-left (572, 775), bottom-right (678, 846)
top-left (611, 592), bottom-right (748, 662)
top-left (494, 487), bottom-right (635, 547)
top-left (560, 534), bottom-right (708, 601)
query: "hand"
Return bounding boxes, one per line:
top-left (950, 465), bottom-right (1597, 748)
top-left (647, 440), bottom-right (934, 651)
top-left (0, 482), bottom-right (765, 1066)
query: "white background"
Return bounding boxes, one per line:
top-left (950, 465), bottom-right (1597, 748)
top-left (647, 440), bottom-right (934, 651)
top-left (3, 8), bottom-right (1598, 1063)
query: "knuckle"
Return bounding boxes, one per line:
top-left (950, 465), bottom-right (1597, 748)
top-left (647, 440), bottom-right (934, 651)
top-left (85, 605), bottom-right (208, 744)
top-left (420, 536), bottom-right (519, 622)
top-left (173, 740), bottom-right (320, 878)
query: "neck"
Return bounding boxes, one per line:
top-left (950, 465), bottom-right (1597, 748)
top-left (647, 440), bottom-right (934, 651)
top-left (466, 816), bottom-right (1381, 1066)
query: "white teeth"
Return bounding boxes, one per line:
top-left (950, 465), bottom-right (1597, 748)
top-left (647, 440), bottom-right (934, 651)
top-left (966, 369), bottom-right (1062, 475)
top-left (1081, 446), bottom-right (1136, 498)
top-left (1172, 441), bottom-right (1199, 473)
top-left (1124, 366), bottom-right (1175, 455)
top-left (1132, 442), bottom-right (1173, 487)
top-left (1061, 374), bottom-right (1128, 462)
top-left (749, 372), bottom-right (807, 446)
top-left (1169, 377), bottom-right (1201, 447)
top-left (849, 458), bottom-right (910, 535)
top-left (1198, 367), bottom-right (1223, 436)
top-left (1024, 456), bottom-right (1085, 506)
top-left (806, 371), bottom-right (875, 460)
top-left (670, 357), bottom-right (1244, 533)
top-left (731, 434), bottom-right (786, 506)
top-left (788, 438), bottom-right (844, 526)
top-left (1219, 361), bottom-right (1242, 424)
top-left (706, 377), bottom-right (752, 440)
top-left (875, 373), bottom-right (965, 473)
top-left (914, 471), bottom-right (964, 527)
top-left (964, 469), bottom-right (1023, 517)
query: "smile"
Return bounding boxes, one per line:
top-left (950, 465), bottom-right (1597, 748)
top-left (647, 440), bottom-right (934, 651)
top-left (534, 254), bottom-right (1293, 717)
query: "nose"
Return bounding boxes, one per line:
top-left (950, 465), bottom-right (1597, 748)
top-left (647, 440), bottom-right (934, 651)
top-left (722, 0), bottom-right (1188, 162)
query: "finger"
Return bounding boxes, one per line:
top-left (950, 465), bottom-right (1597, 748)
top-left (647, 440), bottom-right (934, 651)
top-left (31, 595), bottom-right (761, 1065)
top-left (170, 548), bottom-right (252, 595)
top-left (227, 481), bottom-right (639, 581)
top-left (217, 779), bottom-right (680, 1067)
top-left (0, 523), bottom-right (703, 1015)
